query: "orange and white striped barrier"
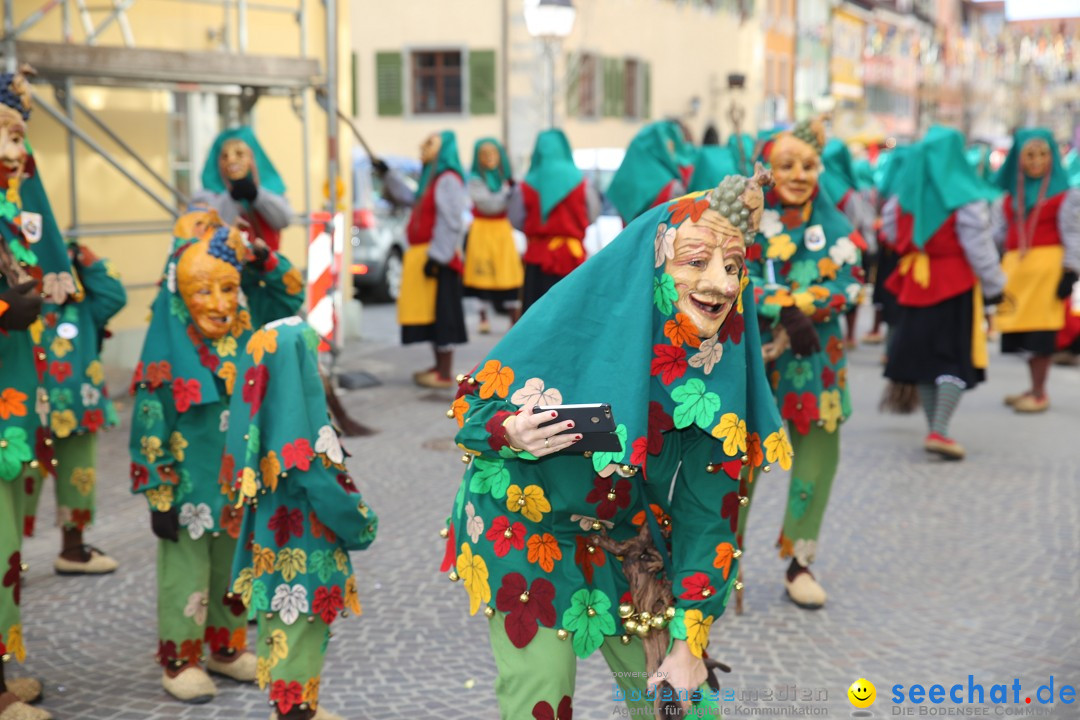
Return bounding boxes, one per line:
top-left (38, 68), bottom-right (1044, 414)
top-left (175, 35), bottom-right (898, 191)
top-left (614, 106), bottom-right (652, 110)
top-left (306, 211), bottom-right (346, 352)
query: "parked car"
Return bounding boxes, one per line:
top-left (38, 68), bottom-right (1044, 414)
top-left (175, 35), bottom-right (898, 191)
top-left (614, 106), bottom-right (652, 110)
top-left (350, 152), bottom-right (421, 302)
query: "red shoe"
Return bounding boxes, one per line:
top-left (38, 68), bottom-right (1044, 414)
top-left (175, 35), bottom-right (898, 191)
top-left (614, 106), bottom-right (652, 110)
top-left (924, 433), bottom-right (964, 460)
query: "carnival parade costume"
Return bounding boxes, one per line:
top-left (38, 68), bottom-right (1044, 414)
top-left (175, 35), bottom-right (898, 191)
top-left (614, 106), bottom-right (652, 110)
top-left (223, 318), bottom-right (377, 720)
top-left (463, 137), bottom-right (523, 332)
top-left (508, 129), bottom-right (599, 312)
top-left (194, 126), bottom-right (292, 252)
top-left (607, 121), bottom-right (689, 225)
top-left (393, 130), bottom-right (469, 389)
top-left (0, 67), bottom-right (77, 720)
top-left (129, 215), bottom-right (304, 703)
top-left (881, 126), bottom-right (1006, 460)
top-left (990, 128), bottom-right (1080, 413)
top-left (443, 169), bottom-right (786, 718)
top-left (741, 119), bottom-right (864, 610)
top-left (23, 239), bottom-right (125, 576)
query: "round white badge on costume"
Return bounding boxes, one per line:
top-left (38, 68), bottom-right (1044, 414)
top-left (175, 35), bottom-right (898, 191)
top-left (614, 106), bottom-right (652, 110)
top-left (57, 322), bottom-right (79, 340)
top-left (804, 224), bottom-right (826, 252)
top-left (20, 212), bottom-right (42, 243)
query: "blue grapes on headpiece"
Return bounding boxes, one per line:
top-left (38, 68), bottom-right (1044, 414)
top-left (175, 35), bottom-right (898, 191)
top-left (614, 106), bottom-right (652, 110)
top-left (0, 74), bottom-right (30, 120)
top-left (207, 226), bottom-right (243, 272)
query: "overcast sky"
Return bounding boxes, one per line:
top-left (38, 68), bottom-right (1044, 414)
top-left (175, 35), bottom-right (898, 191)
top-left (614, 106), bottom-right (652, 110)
top-left (972, 0), bottom-right (1080, 20)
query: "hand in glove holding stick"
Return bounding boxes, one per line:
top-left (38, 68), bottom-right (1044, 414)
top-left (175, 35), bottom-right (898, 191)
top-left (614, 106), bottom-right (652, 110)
top-left (150, 507), bottom-right (179, 543)
top-left (0, 279), bottom-right (43, 331)
top-left (778, 305), bottom-right (821, 357)
top-left (228, 173), bottom-right (259, 203)
top-left (1057, 269), bottom-right (1078, 300)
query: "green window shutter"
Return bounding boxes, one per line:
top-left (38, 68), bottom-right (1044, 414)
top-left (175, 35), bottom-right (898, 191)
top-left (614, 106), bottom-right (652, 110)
top-left (469, 49), bottom-right (497, 115)
top-left (602, 58), bottom-right (616, 117)
top-left (615, 61), bottom-right (625, 117)
top-left (565, 52), bottom-right (580, 118)
top-left (375, 51), bottom-right (403, 117)
top-left (643, 62), bottom-right (651, 119)
top-left (350, 51), bottom-right (359, 117)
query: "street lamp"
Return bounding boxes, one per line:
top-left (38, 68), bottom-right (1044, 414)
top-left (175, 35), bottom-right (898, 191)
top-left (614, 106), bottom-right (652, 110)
top-left (524, 0), bottom-right (576, 128)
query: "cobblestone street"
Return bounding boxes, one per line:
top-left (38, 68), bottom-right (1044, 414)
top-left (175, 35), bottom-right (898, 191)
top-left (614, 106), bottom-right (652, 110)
top-left (15, 303), bottom-right (1080, 720)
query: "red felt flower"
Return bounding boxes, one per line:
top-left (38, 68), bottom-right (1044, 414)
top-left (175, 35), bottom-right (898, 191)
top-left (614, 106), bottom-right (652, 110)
top-left (220, 504), bottom-right (243, 540)
top-left (35, 427), bottom-right (53, 470)
top-left (171, 377), bottom-right (202, 413)
top-left (821, 367), bottom-right (835, 389)
top-left (630, 436), bottom-right (648, 466)
top-left (179, 638), bottom-right (202, 665)
top-left (242, 364), bottom-right (269, 416)
top-left (533, 696), bottom-right (573, 720)
top-left (129, 362), bottom-right (144, 395)
top-left (829, 293), bottom-right (847, 312)
top-left (678, 572), bottom-right (717, 601)
top-left (720, 491), bottom-right (740, 534)
top-left (746, 243), bottom-right (763, 262)
top-left (486, 515), bottom-right (526, 557)
top-left (486, 409), bottom-right (517, 453)
top-left (3, 552), bottom-right (21, 606)
top-left (146, 361), bottom-right (172, 390)
top-left (647, 401), bottom-right (674, 455)
top-left (197, 344), bottom-right (220, 373)
top-left (309, 512), bottom-right (338, 543)
top-left (780, 392), bottom-right (819, 435)
top-left (826, 335), bottom-right (845, 365)
top-left (651, 344), bottom-right (688, 385)
top-left (22, 515), bottom-right (34, 537)
top-left (585, 476), bottom-right (631, 520)
top-left (270, 679), bottom-right (305, 714)
top-left (222, 591), bottom-right (247, 617)
top-left (573, 535), bottom-right (606, 584)
top-left (82, 409), bottom-right (105, 433)
top-left (70, 509), bottom-right (92, 531)
top-left (156, 639), bottom-right (178, 667)
top-left (717, 311), bottom-right (745, 345)
top-left (336, 473), bottom-right (359, 494)
top-left (282, 439), bottom-right (315, 471)
top-left (204, 626), bottom-right (230, 654)
top-left (268, 506), bottom-right (304, 547)
top-left (313, 585), bottom-right (345, 624)
top-left (33, 347), bottom-right (46, 382)
top-left (495, 572), bottom-right (557, 648)
top-left (49, 360), bottom-right (72, 384)
top-left (439, 523), bottom-right (456, 573)
top-left (130, 462), bottom-right (149, 491)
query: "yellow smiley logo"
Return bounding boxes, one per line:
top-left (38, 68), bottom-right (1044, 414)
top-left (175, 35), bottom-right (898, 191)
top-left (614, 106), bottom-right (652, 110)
top-left (848, 678), bottom-right (876, 708)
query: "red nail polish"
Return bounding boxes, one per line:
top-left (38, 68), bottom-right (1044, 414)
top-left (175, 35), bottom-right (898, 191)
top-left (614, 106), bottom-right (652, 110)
top-left (575, 434), bottom-right (582, 440)
top-left (567, 422), bottom-right (575, 428)
top-left (551, 412), bottom-right (557, 418)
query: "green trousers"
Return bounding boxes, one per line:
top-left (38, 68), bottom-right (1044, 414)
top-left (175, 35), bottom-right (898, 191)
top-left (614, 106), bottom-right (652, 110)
top-left (24, 432), bottom-right (97, 535)
top-left (488, 612), bottom-right (722, 719)
top-left (156, 531), bottom-right (247, 667)
top-left (741, 424), bottom-right (839, 566)
top-left (256, 613), bottom-right (331, 714)
top-left (0, 475), bottom-right (26, 663)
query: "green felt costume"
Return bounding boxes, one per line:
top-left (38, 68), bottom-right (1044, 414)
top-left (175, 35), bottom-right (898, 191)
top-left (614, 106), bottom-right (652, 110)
top-left (128, 221), bottom-right (304, 667)
top-left (606, 122), bottom-right (684, 222)
top-left (418, 130), bottom-right (466, 197)
top-left (0, 109), bottom-right (77, 663)
top-left (993, 128), bottom-right (1070, 214)
top-left (727, 133), bottom-right (756, 176)
top-left (470, 137), bottom-right (513, 193)
top-left (744, 124), bottom-right (861, 565)
top-left (853, 159), bottom-right (875, 193)
top-left (201, 126), bottom-right (286, 196)
top-left (821, 139), bottom-right (859, 207)
top-left (522, 129), bottom-right (583, 222)
top-left (687, 146), bottom-right (737, 193)
top-left (443, 177), bottom-right (786, 716)
top-left (26, 242), bottom-right (126, 535)
top-left (223, 318), bottom-right (377, 715)
top-left (1064, 148), bottom-right (1080, 188)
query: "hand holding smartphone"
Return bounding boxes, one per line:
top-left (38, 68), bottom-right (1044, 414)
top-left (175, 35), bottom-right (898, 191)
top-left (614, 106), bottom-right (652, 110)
top-left (532, 403), bottom-right (621, 453)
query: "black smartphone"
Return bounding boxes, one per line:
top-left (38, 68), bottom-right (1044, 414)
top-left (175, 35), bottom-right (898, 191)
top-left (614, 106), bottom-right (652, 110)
top-left (532, 403), bottom-right (621, 453)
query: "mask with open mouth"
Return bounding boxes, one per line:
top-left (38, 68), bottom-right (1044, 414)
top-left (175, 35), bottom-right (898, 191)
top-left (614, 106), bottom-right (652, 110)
top-left (177, 229), bottom-right (242, 340)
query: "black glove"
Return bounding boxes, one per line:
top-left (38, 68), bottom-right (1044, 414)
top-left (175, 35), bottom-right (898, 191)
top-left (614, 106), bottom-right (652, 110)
top-left (1057, 269), bottom-right (1078, 300)
top-left (228, 174), bottom-right (258, 203)
top-left (372, 158), bottom-right (389, 176)
top-left (778, 305), bottom-right (821, 357)
top-left (0, 279), bottom-right (43, 331)
top-left (151, 507), bottom-right (180, 543)
top-left (249, 240), bottom-right (271, 271)
top-left (983, 292), bottom-right (1004, 306)
top-left (506, 176), bottom-right (517, 189)
top-left (423, 258), bottom-right (441, 278)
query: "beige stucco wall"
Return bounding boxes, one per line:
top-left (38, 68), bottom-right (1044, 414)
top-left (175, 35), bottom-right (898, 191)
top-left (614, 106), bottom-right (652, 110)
top-left (11, 0), bottom-right (345, 342)
top-left (350, 0), bottom-right (764, 168)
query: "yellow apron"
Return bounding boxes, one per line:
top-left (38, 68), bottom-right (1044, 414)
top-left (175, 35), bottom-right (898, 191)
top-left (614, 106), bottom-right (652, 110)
top-left (971, 282), bottom-right (988, 371)
top-left (397, 243), bottom-right (438, 326)
top-left (462, 217), bottom-right (524, 291)
top-left (996, 245), bottom-right (1065, 333)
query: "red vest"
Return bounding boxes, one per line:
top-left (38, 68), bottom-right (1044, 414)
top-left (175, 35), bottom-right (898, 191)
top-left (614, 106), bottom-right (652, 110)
top-left (246, 209), bottom-right (281, 252)
top-left (521, 182), bottom-right (589, 239)
top-left (885, 209), bottom-right (975, 307)
top-left (406, 171), bottom-right (459, 246)
top-left (1002, 191), bottom-right (1066, 253)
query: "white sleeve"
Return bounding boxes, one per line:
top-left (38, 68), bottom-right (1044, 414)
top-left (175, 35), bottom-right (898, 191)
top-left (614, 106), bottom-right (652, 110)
top-left (955, 201), bottom-right (1006, 298)
top-left (1057, 188), bottom-right (1080, 271)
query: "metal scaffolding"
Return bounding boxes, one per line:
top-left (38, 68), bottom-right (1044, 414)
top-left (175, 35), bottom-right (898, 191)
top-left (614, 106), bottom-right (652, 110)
top-left (0, 0), bottom-right (336, 248)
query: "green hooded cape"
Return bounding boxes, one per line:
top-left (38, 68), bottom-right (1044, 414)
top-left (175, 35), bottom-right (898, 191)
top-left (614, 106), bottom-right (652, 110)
top-left (522, 129), bottom-right (583, 222)
top-left (201, 126), bottom-right (286, 195)
top-left (607, 122), bottom-right (683, 222)
top-left (470, 137), bottom-right (513, 193)
top-left (727, 133), bottom-right (757, 176)
top-left (418, 130), bottom-right (466, 196)
top-left (821, 139), bottom-right (859, 205)
top-left (687, 146), bottom-right (737, 193)
top-left (993, 128), bottom-right (1071, 215)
